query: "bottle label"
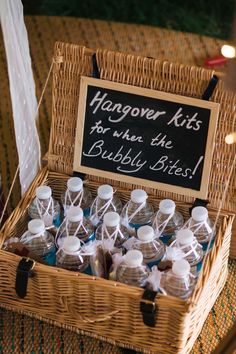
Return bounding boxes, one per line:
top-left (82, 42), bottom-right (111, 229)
top-left (83, 207), bottom-right (90, 218)
top-left (159, 233), bottom-right (174, 245)
top-left (86, 233), bottom-right (96, 243)
top-left (42, 247), bottom-right (56, 265)
top-left (200, 238), bottom-right (215, 253)
top-left (53, 214), bottom-right (61, 228)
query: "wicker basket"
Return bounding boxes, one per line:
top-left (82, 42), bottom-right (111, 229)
top-left (0, 42), bottom-right (235, 354)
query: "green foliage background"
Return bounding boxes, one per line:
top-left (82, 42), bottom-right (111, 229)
top-left (22, 0), bottom-right (235, 39)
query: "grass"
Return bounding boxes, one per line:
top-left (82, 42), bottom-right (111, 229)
top-left (23, 0), bottom-right (235, 39)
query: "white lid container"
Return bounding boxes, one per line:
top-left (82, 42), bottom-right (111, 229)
top-left (104, 212), bottom-right (120, 227)
top-left (172, 259), bottom-right (190, 277)
top-left (131, 189), bottom-right (147, 204)
top-left (124, 250), bottom-right (143, 267)
top-left (67, 177), bottom-right (83, 192)
top-left (36, 185), bottom-right (52, 200)
top-left (176, 229), bottom-right (194, 245)
top-left (159, 199), bottom-right (176, 214)
top-left (191, 206), bottom-right (208, 222)
top-left (98, 185), bottom-right (113, 200)
top-left (28, 219), bottom-right (45, 234)
top-left (62, 236), bottom-right (81, 252)
top-left (137, 225), bottom-right (154, 242)
top-left (67, 206), bottom-right (83, 222)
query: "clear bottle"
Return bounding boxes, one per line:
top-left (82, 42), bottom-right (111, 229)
top-left (55, 206), bottom-right (95, 248)
top-left (187, 206), bottom-right (215, 253)
top-left (121, 189), bottom-right (154, 236)
top-left (133, 225), bottom-right (165, 268)
top-left (28, 185), bottom-right (61, 228)
top-left (20, 219), bottom-right (56, 265)
top-left (160, 259), bottom-right (195, 300)
top-left (95, 212), bottom-right (130, 248)
top-left (56, 236), bottom-right (90, 272)
top-left (116, 250), bottom-right (149, 288)
top-left (172, 229), bottom-right (203, 274)
top-left (89, 184), bottom-right (122, 227)
top-left (61, 177), bottom-right (92, 218)
top-left (152, 199), bottom-right (183, 244)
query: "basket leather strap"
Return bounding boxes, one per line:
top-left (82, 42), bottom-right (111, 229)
top-left (140, 289), bottom-right (158, 327)
top-left (189, 198), bottom-right (209, 215)
top-left (15, 257), bottom-right (35, 298)
top-left (202, 75), bottom-right (218, 101)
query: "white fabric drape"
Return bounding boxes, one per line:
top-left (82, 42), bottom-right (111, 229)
top-left (0, 0), bottom-right (41, 195)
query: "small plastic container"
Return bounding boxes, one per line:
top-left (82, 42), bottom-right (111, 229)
top-left (152, 199), bottom-right (183, 244)
top-left (172, 229), bottom-right (203, 274)
top-left (121, 189), bottom-right (154, 235)
top-left (20, 219), bottom-right (56, 265)
top-left (28, 185), bottom-right (61, 227)
top-left (160, 259), bottom-right (196, 299)
top-left (55, 206), bottom-right (95, 248)
top-left (56, 236), bottom-right (90, 272)
top-left (187, 206), bottom-right (216, 253)
top-left (61, 177), bottom-right (92, 217)
top-left (133, 225), bottom-right (165, 268)
top-left (116, 250), bottom-right (149, 288)
top-left (95, 211), bottom-right (130, 247)
top-left (89, 185), bottom-right (122, 227)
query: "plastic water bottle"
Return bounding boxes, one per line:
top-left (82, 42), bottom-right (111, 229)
top-left (56, 236), bottom-right (90, 272)
top-left (121, 189), bottom-right (154, 236)
top-left (160, 259), bottom-right (195, 299)
top-left (20, 219), bottom-right (56, 265)
top-left (55, 206), bottom-right (95, 248)
top-left (133, 225), bottom-right (165, 268)
top-left (28, 185), bottom-right (61, 228)
top-left (152, 199), bottom-right (183, 244)
top-left (61, 177), bottom-right (92, 217)
top-left (171, 229), bottom-right (203, 274)
top-left (95, 212), bottom-right (130, 247)
top-left (116, 250), bottom-right (149, 287)
top-left (89, 184), bottom-right (122, 227)
top-left (186, 206), bottom-right (215, 253)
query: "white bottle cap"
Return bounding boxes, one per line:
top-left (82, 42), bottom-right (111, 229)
top-left (124, 250), bottom-right (143, 267)
top-left (131, 189), bottom-right (147, 204)
top-left (191, 206), bottom-right (208, 222)
top-left (28, 219), bottom-right (45, 234)
top-left (172, 259), bottom-right (190, 277)
top-left (36, 185), bottom-right (52, 200)
top-left (97, 185), bottom-right (113, 200)
top-left (104, 212), bottom-right (120, 227)
top-left (137, 225), bottom-right (154, 241)
top-left (67, 206), bottom-right (83, 222)
top-left (67, 177), bottom-right (83, 192)
top-left (62, 236), bottom-right (81, 252)
top-left (159, 199), bottom-right (176, 214)
top-left (176, 229), bottom-right (194, 245)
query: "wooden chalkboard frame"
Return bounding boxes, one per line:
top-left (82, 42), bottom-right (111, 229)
top-left (73, 76), bottom-right (219, 198)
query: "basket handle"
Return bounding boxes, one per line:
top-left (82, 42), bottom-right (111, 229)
top-left (60, 296), bottom-right (120, 323)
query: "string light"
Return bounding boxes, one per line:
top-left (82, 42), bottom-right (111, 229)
top-left (221, 44), bottom-right (236, 58)
top-left (225, 132), bottom-right (236, 144)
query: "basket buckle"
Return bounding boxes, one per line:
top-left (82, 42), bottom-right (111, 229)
top-left (15, 257), bottom-right (36, 298)
top-left (140, 289), bottom-right (158, 327)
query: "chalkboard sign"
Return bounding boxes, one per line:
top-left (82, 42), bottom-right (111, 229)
top-left (73, 77), bottom-right (219, 198)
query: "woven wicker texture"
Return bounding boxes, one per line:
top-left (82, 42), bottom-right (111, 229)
top-left (1, 16), bottom-right (235, 256)
top-left (0, 168), bottom-right (234, 353)
top-left (0, 259), bottom-right (235, 354)
top-left (0, 16), bottom-right (235, 353)
top-left (0, 16), bottom-right (227, 211)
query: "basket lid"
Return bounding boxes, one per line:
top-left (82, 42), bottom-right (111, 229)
top-left (48, 42), bottom-right (236, 212)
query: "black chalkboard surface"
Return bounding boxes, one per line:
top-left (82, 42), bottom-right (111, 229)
top-left (73, 77), bottom-right (219, 198)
